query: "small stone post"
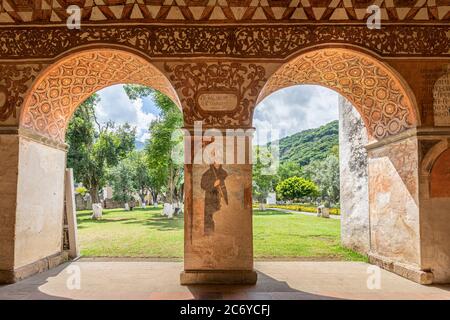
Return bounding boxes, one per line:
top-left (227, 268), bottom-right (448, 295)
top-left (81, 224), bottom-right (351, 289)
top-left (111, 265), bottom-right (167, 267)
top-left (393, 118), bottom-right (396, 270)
top-left (65, 168), bottom-right (79, 259)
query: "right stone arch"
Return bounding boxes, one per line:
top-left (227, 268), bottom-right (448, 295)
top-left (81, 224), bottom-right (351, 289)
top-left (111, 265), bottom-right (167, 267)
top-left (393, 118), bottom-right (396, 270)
top-left (255, 47), bottom-right (441, 284)
top-left (256, 48), bottom-right (419, 141)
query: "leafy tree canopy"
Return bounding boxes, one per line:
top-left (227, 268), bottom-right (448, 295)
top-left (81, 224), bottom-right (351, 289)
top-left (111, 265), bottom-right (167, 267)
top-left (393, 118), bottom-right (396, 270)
top-left (123, 84), bottom-right (154, 101)
top-left (276, 176), bottom-right (319, 202)
top-left (66, 93), bottom-right (136, 203)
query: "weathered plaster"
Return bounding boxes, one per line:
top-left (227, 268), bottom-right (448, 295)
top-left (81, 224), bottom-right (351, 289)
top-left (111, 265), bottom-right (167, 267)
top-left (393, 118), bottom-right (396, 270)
top-left (185, 164), bottom-right (253, 272)
top-left (339, 97), bottom-right (370, 254)
top-left (14, 138), bottom-right (66, 269)
top-left (368, 137), bottom-right (420, 266)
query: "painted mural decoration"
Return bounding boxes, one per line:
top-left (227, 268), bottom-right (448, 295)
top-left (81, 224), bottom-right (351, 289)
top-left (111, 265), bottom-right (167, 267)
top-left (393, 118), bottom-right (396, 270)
top-left (200, 142), bottom-right (228, 236)
top-left (201, 164), bottom-right (228, 236)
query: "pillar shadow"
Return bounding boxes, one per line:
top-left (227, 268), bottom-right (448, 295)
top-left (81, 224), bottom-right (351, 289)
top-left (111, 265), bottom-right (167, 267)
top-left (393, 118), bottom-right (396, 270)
top-left (186, 271), bottom-right (341, 300)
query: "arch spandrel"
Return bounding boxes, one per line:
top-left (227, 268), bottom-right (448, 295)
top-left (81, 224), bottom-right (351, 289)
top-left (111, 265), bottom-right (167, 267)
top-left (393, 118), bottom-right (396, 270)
top-left (19, 49), bottom-right (181, 143)
top-left (256, 48), bottom-right (419, 141)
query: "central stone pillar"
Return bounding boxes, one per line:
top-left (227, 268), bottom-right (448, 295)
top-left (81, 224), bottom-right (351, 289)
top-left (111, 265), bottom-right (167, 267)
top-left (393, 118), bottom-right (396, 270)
top-left (181, 126), bottom-right (257, 285)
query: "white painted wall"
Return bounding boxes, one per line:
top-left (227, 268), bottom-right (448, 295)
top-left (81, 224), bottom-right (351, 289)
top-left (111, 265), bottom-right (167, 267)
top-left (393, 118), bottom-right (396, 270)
top-left (14, 138), bottom-right (66, 268)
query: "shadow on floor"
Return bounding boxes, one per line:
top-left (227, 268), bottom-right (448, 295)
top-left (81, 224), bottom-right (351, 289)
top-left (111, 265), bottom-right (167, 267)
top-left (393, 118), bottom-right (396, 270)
top-left (0, 263), bottom-right (72, 300)
top-left (2, 261), bottom-right (449, 300)
top-left (0, 262), bottom-right (339, 300)
top-left (186, 271), bottom-right (341, 300)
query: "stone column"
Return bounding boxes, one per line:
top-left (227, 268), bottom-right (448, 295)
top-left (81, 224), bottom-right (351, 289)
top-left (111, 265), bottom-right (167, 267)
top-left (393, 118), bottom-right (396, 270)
top-left (181, 127), bottom-right (257, 285)
top-left (338, 96), bottom-right (370, 254)
top-left (0, 130), bottom-right (68, 284)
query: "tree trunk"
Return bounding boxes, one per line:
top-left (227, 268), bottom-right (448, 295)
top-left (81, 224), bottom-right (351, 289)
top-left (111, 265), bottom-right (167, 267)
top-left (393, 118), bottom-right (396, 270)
top-left (169, 163), bottom-right (174, 204)
top-left (151, 191), bottom-right (158, 206)
top-left (139, 193), bottom-right (146, 205)
top-left (90, 187), bottom-right (100, 204)
top-left (259, 198), bottom-right (266, 211)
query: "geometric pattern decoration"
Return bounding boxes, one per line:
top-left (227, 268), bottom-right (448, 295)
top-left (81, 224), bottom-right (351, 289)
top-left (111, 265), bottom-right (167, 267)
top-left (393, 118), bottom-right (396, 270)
top-left (20, 49), bottom-right (180, 143)
top-left (0, 25), bottom-right (448, 59)
top-left (257, 49), bottom-right (418, 141)
top-left (0, 0), bottom-right (449, 24)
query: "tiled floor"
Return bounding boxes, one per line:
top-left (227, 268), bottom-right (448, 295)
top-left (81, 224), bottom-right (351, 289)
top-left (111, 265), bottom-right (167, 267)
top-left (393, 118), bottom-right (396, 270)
top-left (0, 260), bottom-right (449, 300)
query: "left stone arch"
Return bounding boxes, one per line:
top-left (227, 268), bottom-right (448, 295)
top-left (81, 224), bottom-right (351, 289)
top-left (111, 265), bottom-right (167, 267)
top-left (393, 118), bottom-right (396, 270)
top-left (20, 49), bottom-right (180, 143)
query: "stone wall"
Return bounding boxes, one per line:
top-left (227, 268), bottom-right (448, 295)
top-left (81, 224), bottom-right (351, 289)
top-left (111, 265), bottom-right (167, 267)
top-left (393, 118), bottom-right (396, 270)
top-left (339, 96), bottom-right (370, 254)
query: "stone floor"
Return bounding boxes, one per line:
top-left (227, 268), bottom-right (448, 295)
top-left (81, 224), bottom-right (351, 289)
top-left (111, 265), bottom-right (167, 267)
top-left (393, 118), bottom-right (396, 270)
top-left (0, 260), bottom-right (449, 300)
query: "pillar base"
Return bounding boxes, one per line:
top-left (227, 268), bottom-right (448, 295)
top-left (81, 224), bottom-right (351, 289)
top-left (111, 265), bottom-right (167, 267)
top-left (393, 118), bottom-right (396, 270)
top-left (180, 270), bottom-right (258, 285)
top-left (368, 252), bottom-right (434, 285)
top-left (0, 252), bottom-right (68, 284)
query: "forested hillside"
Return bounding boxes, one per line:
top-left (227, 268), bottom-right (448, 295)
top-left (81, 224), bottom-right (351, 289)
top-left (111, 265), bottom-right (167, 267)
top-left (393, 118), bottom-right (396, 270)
top-left (274, 120), bottom-right (339, 166)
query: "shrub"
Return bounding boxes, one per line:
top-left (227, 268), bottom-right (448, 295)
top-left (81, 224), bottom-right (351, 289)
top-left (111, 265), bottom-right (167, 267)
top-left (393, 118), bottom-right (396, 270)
top-left (276, 177), bottom-right (319, 202)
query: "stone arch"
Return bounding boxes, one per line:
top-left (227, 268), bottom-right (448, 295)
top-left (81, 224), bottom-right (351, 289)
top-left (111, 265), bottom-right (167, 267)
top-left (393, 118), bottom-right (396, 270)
top-left (419, 140), bottom-right (450, 283)
top-left (421, 140), bottom-right (449, 177)
top-left (19, 48), bottom-right (181, 143)
top-left (430, 148), bottom-right (450, 198)
top-left (256, 48), bottom-right (418, 141)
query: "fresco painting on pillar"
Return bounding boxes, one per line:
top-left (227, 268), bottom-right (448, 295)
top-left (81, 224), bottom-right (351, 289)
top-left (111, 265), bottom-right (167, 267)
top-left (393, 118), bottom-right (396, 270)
top-left (201, 164), bottom-right (229, 236)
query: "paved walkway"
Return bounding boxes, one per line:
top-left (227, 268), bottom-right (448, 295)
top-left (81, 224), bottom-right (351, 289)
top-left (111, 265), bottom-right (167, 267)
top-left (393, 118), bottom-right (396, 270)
top-left (0, 260), bottom-right (449, 300)
top-left (269, 207), bottom-right (340, 219)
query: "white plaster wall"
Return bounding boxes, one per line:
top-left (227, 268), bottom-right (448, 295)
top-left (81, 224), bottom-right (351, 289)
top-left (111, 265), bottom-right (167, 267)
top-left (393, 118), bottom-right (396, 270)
top-left (14, 138), bottom-right (66, 269)
top-left (338, 96), bottom-right (370, 254)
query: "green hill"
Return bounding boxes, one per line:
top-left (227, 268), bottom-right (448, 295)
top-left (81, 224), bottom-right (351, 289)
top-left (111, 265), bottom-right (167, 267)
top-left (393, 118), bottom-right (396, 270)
top-left (272, 121), bottom-right (339, 166)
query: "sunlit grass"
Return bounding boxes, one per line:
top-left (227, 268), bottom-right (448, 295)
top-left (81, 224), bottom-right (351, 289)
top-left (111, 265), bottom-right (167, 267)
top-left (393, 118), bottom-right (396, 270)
top-left (77, 207), bottom-right (366, 261)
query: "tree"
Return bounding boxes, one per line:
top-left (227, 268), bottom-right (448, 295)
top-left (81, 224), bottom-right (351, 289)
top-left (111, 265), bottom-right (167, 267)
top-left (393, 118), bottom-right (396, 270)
top-left (304, 155), bottom-right (340, 206)
top-left (129, 150), bottom-right (153, 205)
top-left (276, 176), bottom-right (318, 202)
top-left (276, 161), bottom-right (304, 184)
top-left (124, 86), bottom-right (184, 205)
top-left (146, 92), bottom-right (184, 204)
top-left (252, 146), bottom-right (277, 209)
top-left (109, 157), bottom-right (136, 205)
top-left (123, 84), bottom-right (154, 101)
top-left (66, 94), bottom-right (136, 203)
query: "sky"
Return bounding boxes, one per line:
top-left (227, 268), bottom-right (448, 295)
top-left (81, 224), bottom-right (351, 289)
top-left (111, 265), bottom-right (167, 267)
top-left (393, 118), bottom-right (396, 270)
top-left (94, 84), bottom-right (339, 144)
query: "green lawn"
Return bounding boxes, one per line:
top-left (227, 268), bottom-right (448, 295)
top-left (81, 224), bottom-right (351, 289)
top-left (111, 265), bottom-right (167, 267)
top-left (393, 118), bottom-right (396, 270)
top-left (77, 207), bottom-right (366, 261)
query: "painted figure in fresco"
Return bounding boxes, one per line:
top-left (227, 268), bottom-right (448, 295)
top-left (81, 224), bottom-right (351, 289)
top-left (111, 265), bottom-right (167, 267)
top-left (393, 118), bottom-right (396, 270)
top-left (201, 164), bottom-right (228, 236)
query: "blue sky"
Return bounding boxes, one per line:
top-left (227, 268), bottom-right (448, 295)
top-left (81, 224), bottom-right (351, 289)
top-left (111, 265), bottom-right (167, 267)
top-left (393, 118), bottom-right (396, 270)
top-left (94, 84), bottom-right (339, 144)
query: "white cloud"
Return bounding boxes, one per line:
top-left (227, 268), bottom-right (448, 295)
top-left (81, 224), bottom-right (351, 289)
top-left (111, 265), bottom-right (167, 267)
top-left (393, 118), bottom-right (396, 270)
top-left (95, 85), bottom-right (158, 143)
top-left (254, 85), bottom-right (339, 144)
top-left (94, 84), bottom-right (339, 146)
